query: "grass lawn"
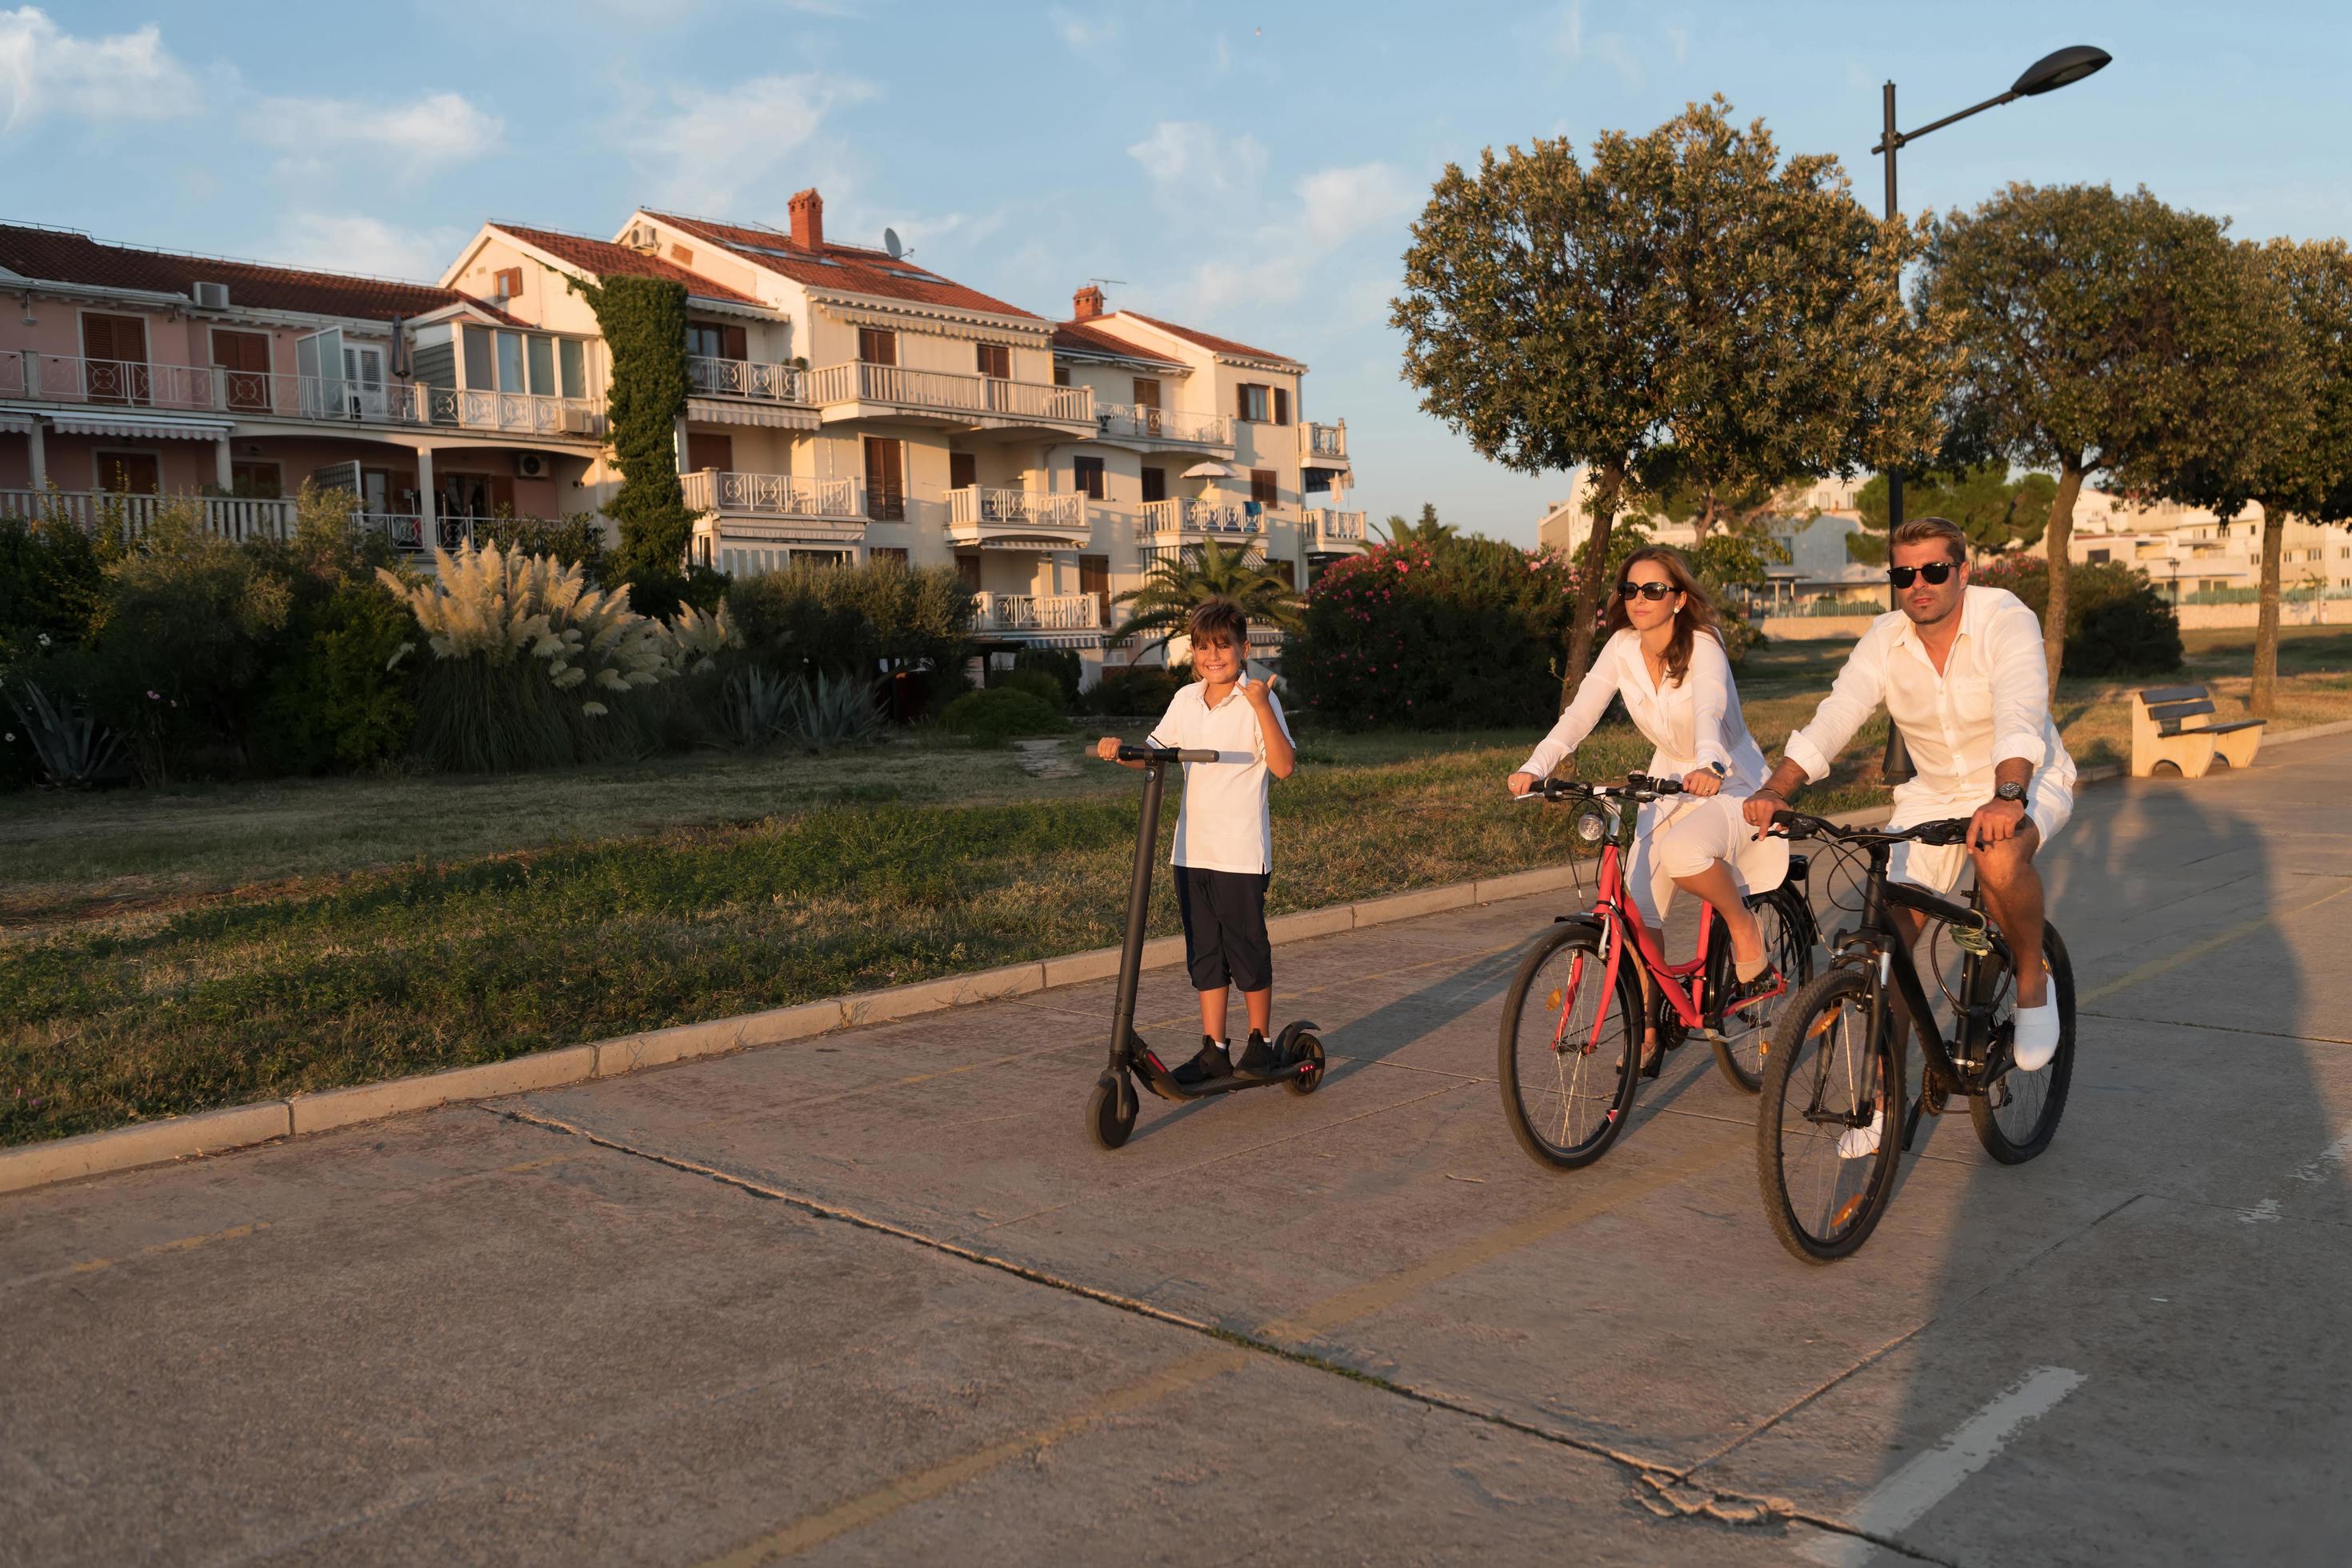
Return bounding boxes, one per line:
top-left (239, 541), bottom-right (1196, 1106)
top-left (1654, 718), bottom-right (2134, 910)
top-left (6, 623), bottom-right (2348, 1149)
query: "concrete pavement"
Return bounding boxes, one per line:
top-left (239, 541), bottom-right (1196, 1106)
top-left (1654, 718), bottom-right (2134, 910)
top-left (4, 735), bottom-right (2349, 1566)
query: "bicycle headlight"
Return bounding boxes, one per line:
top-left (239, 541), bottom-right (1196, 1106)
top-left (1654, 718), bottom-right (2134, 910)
top-left (1570, 802), bottom-right (1609, 846)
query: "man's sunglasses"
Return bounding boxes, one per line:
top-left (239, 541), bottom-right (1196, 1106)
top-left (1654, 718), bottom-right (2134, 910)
top-left (1887, 562), bottom-right (1959, 589)
top-left (1618, 579), bottom-right (1677, 602)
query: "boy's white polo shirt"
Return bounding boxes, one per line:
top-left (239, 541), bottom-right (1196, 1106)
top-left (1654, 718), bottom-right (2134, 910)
top-left (1147, 678), bottom-right (1291, 874)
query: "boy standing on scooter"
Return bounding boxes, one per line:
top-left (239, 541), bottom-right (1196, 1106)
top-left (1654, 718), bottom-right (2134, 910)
top-left (1094, 596), bottom-right (1297, 1084)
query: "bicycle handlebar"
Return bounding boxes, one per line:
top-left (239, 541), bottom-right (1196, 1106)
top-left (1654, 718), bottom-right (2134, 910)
top-left (1766, 809), bottom-right (1973, 846)
top-left (1516, 772), bottom-right (1688, 805)
top-left (1116, 744), bottom-right (1219, 765)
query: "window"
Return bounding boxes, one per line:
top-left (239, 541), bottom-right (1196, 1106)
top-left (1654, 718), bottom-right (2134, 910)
top-left (82, 313), bottom-right (150, 405)
top-left (230, 461), bottom-right (282, 499)
top-left (954, 551), bottom-right (982, 591)
top-left (1235, 383), bottom-right (1270, 423)
top-left (94, 450), bottom-right (160, 493)
top-left (527, 335), bottom-right (557, 397)
top-left (1131, 378), bottom-right (1161, 410)
top-left (1273, 387), bottom-right (1290, 426)
top-left (212, 329), bottom-right (271, 412)
top-left (559, 339), bottom-right (586, 400)
top-left (1081, 554), bottom-right (1110, 621)
top-left (1267, 559), bottom-right (1295, 590)
top-left (686, 433), bottom-right (734, 474)
top-left (686, 322), bottom-right (748, 360)
top-left (858, 327), bottom-right (898, 366)
top-left (976, 342), bottom-right (1011, 378)
top-left (497, 331), bottom-right (526, 395)
top-left (492, 266), bottom-right (523, 298)
top-left (1053, 363), bottom-right (1070, 387)
top-left (1141, 466), bottom-right (1167, 504)
top-left (864, 436), bottom-right (906, 520)
top-left (871, 546), bottom-right (910, 569)
top-left (949, 452), bottom-right (978, 491)
top-left (1074, 456), bottom-right (1106, 500)
top-left (2087, 548), bottom-right (2110, 564)
top-left (1250, 468), bottom-right (1277, 506)
top-left (1303, 468), bottom-right (1331, 494)
top-left (464, 325), bottom-right (495, 390)
top-left (462, 324), bottom-right (578, 398)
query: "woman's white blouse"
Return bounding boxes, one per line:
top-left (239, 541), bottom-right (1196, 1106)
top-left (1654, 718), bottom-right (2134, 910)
top-left (1517, 629), bottom-right (1768, 790)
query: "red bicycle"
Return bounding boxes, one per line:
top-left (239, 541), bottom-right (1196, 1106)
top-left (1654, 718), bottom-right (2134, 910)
top-left (1498, 774), bottom-right (1818, 1170)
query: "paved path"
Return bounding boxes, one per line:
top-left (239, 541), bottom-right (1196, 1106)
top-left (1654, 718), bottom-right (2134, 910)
top-left (6, 738), bottom-right (2350, 1566)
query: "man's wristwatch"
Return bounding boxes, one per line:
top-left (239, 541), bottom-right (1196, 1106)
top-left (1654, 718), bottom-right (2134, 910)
top-left (1995, 781), bottom-right (2027, 803)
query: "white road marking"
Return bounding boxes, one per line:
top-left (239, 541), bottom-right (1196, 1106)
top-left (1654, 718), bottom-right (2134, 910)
top-left (2234, 1122), bottom-right (2352, 1226)
top-left (1798, 1366), bottom-right (2087, 1566)
top-left (2239, 1198), bottom-right (2282, 1225)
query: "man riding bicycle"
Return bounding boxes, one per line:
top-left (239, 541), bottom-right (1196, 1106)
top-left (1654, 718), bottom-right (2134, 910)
top-left (1742, 516), bottom-right (2077, 1115)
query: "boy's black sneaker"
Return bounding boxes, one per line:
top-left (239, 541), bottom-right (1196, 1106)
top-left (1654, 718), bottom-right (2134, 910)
top-left (1171, 1036), bottom-right (1233, 1086)
top-left (1233, 1030), bottom-right (1278, 1077)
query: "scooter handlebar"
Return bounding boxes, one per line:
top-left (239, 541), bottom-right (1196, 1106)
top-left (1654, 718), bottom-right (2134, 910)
top-left (1116, 745), bottom-right (1219, 764)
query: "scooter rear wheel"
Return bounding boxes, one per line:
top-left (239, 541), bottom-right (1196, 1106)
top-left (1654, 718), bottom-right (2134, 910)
top-left (1286, 1035), bottom-right (1326, 1095)
top-left (1088, 1075), bottom-right (1138, 1149)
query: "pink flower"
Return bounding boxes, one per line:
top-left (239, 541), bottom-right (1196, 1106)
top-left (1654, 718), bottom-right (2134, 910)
top-left (146, 690), bottom-right (161, 701)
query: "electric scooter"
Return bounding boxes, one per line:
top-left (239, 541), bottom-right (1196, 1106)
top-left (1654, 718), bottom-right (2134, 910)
top-left (1087, 743), bottom-right (1326, 1150)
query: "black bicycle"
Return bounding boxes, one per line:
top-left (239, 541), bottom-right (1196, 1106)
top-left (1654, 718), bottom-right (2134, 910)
top-left (1754, 810), bottom-right (2077, 1262)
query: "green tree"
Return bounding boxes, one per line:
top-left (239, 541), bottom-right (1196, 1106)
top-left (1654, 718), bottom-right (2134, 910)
top-left (1920, 183), bottom-right (2294, 689)
top-left (1619, 445), bottom-right (1818, 544)
top-left (1393, 98), bottom-right (1942, 705)
top-left (1375, 502), bottom-right (1461, 549)
top-left (1110, 538), bottom-right (1302, 652)
top-left (1850, 464), bottom-right (2058, 564)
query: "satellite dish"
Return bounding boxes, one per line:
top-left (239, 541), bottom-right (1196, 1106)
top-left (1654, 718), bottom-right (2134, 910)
top-left (882, 227), bottom-right (903, 260)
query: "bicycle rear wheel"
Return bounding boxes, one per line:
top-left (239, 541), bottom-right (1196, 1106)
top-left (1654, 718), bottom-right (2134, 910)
top-left (1498, 923), bottom-right (1643, 1170)
top-left (1709, 887), bottom-right (1816, 1094)
top-left (1757, 967), bottom-right (1903, 1262)
top-left (1969, 923), bottom-right (2077, 1163)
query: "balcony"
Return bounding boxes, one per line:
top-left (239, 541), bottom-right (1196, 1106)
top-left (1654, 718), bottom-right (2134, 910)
top-left (682, 470), bottom-right (868, 546)
top-left (804, 361), bottom-right (1094, 433)
top-left (1305, 507), bottom-right (1368, 550)
top-left (1299, 420), bottom-right (1349, 466)
top-left (686, 355), bottom-right (805, 403)
top-left (0, 487), bottom-right (298, 543)
top-left (974, 591), bottom-right (1102, 635)
top-left (947, 486), bottom-right (1089, 546)
top-left (1138, 497), bottom-right (1259, 540)
top-left (1094, 402), bottom-right (1231, 450)
top-left (1, 351), bottom-right (605, 440)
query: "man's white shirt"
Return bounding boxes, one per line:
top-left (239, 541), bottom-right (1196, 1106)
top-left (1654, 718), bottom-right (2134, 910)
top-left (1148, 678), bottom-right (1292, 874)
top-left (1786, 585), bottom-right (2078, 808)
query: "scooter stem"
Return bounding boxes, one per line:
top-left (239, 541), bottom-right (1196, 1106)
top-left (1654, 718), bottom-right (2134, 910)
top-left (1109, 762), bottom-right (1166, 1071)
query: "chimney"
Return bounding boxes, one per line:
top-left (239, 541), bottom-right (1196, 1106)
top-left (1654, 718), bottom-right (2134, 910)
top-left (1073, 284), bottom-right (1105, 320)
top-left (788, 187), bottom-right (824, 252)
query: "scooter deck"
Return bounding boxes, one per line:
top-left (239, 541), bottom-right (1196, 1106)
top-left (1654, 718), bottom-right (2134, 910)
top-left (1130, 1050), bottom-right (1306, 1102)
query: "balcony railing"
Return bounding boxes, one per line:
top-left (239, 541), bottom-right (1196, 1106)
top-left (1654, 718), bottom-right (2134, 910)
top-left (805, 361), bottom-right (1094, 426)
top-left (2, 351), bottom-right (605, 438)
top-left (353, 513), bottom-right (482, 556)
top-left (1138, 497), bottom-right (1258, 537)
top-left (1306, 507), bottom-right (1368, 546)
top-left (682, 470), bottom-right (862, 518)
top-left (1300, 420), bottom-right (1348, 462)
top-left (686, 355), bottom-right (806, 403)
top-left (974, 592), bottom-right (1102, 632)
top-left (0, 487), bottom-right (300, 543)
top-left (1096, 402), bottom-right (1230, 447)
top-left (949, 486), bottom-right (1088, 532)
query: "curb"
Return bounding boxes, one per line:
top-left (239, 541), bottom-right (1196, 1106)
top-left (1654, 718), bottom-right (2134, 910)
top-left (0, 727), bottom-right (2325, 1197)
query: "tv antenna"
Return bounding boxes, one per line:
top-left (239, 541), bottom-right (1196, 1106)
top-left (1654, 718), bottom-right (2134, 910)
top-left (1089, 276), bottom-right (1128, 288)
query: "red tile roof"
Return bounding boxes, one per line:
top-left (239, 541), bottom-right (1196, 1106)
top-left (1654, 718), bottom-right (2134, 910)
top-left (0, 222), bottom-right (506, 323)
top-left (1051, 319), bottom-right (1185, 366)
top-left (1114, 311), bottom-right (1297, 367)
top-left (490, 223), bottom-right (760, 304)
top-left (643, 211), bottom-right (1042, 321)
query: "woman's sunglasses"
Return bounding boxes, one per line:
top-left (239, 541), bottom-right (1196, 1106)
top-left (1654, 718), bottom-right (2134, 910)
top-left (1618, 579), bottom-right (1677, 602)
top-left (1887, 562), bottom-right (1958, 589)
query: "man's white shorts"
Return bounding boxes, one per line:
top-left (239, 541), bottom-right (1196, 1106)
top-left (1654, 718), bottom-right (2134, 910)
top-left (1885, 772), bottom-right (2074, 896)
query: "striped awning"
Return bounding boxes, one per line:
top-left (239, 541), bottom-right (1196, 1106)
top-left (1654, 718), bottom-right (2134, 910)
top-left (977, 535), bottom-right (1083, 551)
top-left (0, 412), bottom-right (33, 434)
top-left (50, 412), bottom-right (234, 441)
top-left (686, 397), bottom-right (818, 430)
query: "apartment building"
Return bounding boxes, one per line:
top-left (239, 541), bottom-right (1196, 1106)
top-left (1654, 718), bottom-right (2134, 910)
top-left (0, 222), bottom-right (609, 553)
top-left (1535, 472), bottom-right (1881, 609)
top-left (2058, 492), bottom-right (2352, 598)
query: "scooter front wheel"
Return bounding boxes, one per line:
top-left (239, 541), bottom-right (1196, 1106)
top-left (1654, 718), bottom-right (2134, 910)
top-left (1088, 1075), bottom-right (1138, 1149)
top-left (1286, 1034), bottom-right (1326, 1095)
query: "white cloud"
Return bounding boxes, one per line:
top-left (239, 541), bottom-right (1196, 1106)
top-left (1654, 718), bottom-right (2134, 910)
top-left (1050, 6), bottom-right (1118, 50)
top-left (1144, 161), bottom-right (1416, 328)
top-left (1665, 21), bottom-right (1689, 65)
top-left (270, 214), bottom-right (465, 283)
top-left (1594, 34), bottom-right (1640, 86)
top-left (1126, 121), bottom-right (1268, 203)
top-left (630, 72), bottom-right (874, 211)
top-left (0, 7), bottom-right (200, 130)
top-left (1549, 0), bottom-right (1584, 62)
top-left (246, 91), bottom-right (502, 174)
top-left (1297, 163), bottom-right (1414, 244)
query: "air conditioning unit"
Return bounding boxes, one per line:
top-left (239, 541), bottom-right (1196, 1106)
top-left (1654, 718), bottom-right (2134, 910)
top-left (623, 223), bottom-right (659, 252)
top-left (192, 281), bottom-right (230, 309)
top-left (517, 453), bottom-right (550, 479)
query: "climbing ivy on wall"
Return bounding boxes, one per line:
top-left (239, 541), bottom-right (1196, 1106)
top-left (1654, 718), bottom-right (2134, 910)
top-left (569, 272), bottom-right (716, 615)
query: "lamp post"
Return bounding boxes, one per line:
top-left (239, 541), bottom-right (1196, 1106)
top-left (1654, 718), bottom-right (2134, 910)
top-left (1871, 44), bottom-right (2110, 785)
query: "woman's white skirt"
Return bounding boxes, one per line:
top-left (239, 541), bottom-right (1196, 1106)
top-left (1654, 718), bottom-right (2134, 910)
top-left (1622, 791), bottom-right (1793, 926)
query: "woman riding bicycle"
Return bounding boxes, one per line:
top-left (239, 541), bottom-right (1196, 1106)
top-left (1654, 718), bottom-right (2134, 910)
top-left (1506, 546), bottom-right (1789, 1063)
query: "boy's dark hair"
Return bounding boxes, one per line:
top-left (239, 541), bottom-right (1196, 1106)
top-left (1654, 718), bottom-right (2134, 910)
top-left (1188, 595), bottom-right (1247, 650)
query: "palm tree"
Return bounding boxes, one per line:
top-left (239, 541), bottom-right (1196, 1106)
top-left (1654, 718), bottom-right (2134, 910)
top-left (1110, 537), bottom-right (1303, 652)
top-left (1375, 502), bottom-right (1460, 549)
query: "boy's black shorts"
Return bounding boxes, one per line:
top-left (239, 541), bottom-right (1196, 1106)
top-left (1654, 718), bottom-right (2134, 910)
top-left (1174, 866), bottom-right (1273, 993)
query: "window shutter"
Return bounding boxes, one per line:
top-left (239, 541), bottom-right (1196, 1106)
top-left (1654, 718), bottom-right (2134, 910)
top-left (1274, 387), bottom-right (1290, 426)
top-left (1236, 383), bottom-right (1249, 420)
top-left (722, 326), bottom-right (747, 361)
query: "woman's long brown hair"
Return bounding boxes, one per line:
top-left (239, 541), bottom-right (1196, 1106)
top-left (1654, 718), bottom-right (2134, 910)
top-left (1602, 545), bottom-right (1724, 687)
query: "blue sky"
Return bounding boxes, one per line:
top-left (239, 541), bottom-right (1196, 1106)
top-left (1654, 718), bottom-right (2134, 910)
top-left (8, 1), bottom-right (2348, 546)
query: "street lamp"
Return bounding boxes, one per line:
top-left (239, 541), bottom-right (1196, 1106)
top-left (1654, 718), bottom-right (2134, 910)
top-left (1870, 45), bottom-right (2111, 785)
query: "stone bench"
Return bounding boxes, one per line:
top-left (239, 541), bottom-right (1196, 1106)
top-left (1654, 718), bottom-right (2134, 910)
top-left (2130, 684), bottom-right (2265, 778)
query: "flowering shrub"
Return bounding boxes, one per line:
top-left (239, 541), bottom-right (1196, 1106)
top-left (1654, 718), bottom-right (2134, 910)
top-left (1286, 538), bottom-right (1591, 729)
top-left (1971, 556), bottom-right (2182, 677)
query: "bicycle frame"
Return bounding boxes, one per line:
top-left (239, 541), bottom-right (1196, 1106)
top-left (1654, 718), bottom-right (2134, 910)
top-left (1564, 795), bottom-right (1721, 1052)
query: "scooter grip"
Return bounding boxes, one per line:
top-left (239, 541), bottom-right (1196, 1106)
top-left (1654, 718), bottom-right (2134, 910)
top-left (1177, 749), bottom-right (1218, 763)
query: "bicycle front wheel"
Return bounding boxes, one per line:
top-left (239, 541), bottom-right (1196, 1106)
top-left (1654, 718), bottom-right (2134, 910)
top-left (1969, 923), bottom-right (2078, 1163)
top-left (1498, 923), bottom-right (1643, 1170)
top-left (1757, 967), bottom-right (1903, 1263)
